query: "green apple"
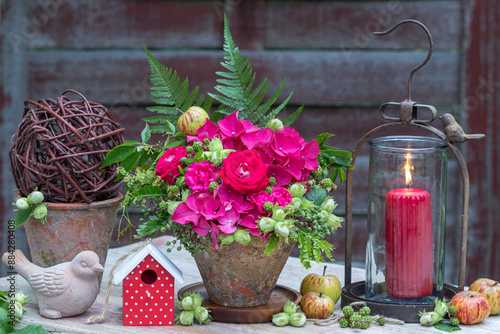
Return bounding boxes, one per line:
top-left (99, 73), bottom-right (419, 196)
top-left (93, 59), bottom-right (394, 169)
top-left (177, 106), bottom-right (209, 136)
top-left (300, 292), bottom-right (334, 319)
top-left (300, 265), bottom-right (341, 304)
top-left (469, 278), bottom-right (500, 315)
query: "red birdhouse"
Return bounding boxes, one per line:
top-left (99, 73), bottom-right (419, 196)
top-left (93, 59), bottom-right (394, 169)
top-left (113, 240), bottom-right (184, 326)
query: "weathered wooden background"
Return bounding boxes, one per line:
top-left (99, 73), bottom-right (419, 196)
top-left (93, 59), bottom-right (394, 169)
top-left (1, 0), bottom-right (498, 285)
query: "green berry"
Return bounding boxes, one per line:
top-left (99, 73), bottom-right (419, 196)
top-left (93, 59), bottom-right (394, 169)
top-left (203, 138), bottom-right (210, 145)
top-left (263, 202), bottom-right (273, 212)
top-left (268, 177), bottom-right (277, 186)
top-left (311, 166), bottom-right (323, 178)
top-left (342, 305), bottom-right (354, 318)
top-left (265, 186), bottom-right (273, 194)
top-left (377, 316), bottom-right (386, 326)
top-left (450, 317), bottom-right (460, 327)
top-left (320, 178), bottom-right (333, 189)
top-left (185, 146), bottom-right (194, 154)
top-left (192, 142), bottom-right (203, 151)
top-left (209, 182), bottom-right (219, 192)
top-left (359, 306), bottom-right (371, 316)
top-left (449, 305), bottom-right (457, 315)
top-left (339, 317), bottom-right (349, 328)
top-left (350, 313), bottom-right (362, 322)
top-left (360, 321), bottom-right (369, 330)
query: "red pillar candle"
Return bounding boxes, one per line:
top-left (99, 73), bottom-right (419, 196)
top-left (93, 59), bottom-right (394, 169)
top-left (385, 188), bottom-right (433, 298)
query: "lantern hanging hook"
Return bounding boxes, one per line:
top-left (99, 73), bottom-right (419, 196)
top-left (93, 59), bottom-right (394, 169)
top-left (373, 19), bottom-right (433, 101)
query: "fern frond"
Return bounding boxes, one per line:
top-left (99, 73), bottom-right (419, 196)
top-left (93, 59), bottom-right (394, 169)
top-left (208, 14), bottom-right (302, 125)
top-left (144, 45), bottom-right (210, 125)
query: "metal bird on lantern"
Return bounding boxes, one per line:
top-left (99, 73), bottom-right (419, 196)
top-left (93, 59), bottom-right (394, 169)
top-left (2, 250), bottom-right (103, 319)
top-left (440, 113), bottom-right (486, 143)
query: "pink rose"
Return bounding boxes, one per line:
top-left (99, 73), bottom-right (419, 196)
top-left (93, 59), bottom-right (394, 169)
top-left (155, 146), bottom-right (187, 184)
top-left (270, 187), bottom-right (292, 207)
top-left (218, 149), bottom-right (269, 194)
top-left (185, 161), bottom-right (218, 191)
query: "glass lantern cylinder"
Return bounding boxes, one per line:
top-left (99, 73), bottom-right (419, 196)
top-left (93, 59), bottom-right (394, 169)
top-left (365, 136), bottom-right (448, 304)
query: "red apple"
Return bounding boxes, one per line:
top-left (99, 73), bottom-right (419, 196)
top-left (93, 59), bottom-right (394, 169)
top-left (300, 265), bottom-right (342, 304)
top-left (177, 106), bottom-right (209, 136)
top-left (469, 278), bottom-right (500, 315)
top-left (300, 292), bottom-right (334, 319)
top-left (450, 290), bottom-right (491, 324)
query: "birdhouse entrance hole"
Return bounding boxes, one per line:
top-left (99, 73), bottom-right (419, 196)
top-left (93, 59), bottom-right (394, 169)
top-left (141, 269), bottom-right (157, 284)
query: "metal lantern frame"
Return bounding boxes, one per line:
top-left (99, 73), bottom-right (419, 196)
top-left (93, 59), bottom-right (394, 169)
top-left (341, 19), bottom-right (483, 322)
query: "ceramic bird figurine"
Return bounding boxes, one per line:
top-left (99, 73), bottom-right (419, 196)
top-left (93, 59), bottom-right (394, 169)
top-left (440, 113), bottom-right (485, 143)
top-left (2, 250), bottom-right (104, 319)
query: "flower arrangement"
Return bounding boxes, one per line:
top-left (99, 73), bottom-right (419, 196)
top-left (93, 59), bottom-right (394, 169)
top-left (104, 15), bottom-right (353, 269)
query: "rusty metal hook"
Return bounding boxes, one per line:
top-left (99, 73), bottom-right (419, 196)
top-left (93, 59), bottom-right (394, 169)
top-left (374, 19), bottom-right (434, 101)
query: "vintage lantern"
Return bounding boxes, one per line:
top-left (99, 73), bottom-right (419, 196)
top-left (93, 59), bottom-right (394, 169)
top-left (341, 19), bottom-right (484, 322)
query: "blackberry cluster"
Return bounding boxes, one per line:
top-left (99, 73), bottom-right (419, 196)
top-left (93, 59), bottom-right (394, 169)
top-left (340, 305), bottom-right (385, 330)
top-left (295, 207), bottom-right (331, 238)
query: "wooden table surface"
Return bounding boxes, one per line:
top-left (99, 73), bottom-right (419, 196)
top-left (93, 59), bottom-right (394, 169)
top-left (2, 236), bottom-right (498, 333)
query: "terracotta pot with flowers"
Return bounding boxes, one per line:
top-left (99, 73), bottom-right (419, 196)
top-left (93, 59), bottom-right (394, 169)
top-left (105, 15), bottom-right (353, 308)
top-left (9, 89), bottom-right (125, 270)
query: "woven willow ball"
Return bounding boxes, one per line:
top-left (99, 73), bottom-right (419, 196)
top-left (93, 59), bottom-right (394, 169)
top-left (9, 89), bottom-right (125, 203)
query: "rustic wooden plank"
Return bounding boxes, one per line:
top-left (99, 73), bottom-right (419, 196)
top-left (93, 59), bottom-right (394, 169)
top-left (463, 0), bottom-right (500, 283)
top-left (266, 1), bottom-right (461, 50)
top-left (4, 236), bottom-right (499, 333)
top-left (25, 0), bottom-right (223, 49)
top-left (27, 50), bottom-right (460, 105)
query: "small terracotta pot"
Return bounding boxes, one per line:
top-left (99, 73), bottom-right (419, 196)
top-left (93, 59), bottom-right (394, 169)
top-left (24, 193), bottom-right (122, 273)
top-left (194, 235), bottom-right (296, 307)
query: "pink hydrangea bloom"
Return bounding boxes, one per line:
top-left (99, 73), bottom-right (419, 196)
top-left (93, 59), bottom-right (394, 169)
top-left (185, 161), bottom-right (218, 191)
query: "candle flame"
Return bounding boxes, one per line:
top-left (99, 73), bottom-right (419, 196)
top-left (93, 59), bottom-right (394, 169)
top-left (404, 153), bottom-right (413, 187)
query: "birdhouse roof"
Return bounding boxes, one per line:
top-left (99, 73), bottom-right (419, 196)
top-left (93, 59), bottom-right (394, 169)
top-left (112, 240), bottom-right (184, 285)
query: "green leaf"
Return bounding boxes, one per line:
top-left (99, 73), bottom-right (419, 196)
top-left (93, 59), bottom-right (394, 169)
top-left (14, 207), bottom-right (32, 227)
top-left (141, 124), bottom-right (151, 143)
top-left (264, 234), bottom-right (279, 255)
top-left (0, 308), bottom-right (14, 334)
top-left (101, 144), bottom-right (138, 168)
top-left (434, 322), bottom-right (461, 332)
top-left (119, 151), bottom-right (141, 175)
top-left (316, 133), bottom-right (336, 147)
top-left (304, 188), bottom-right (327, 206)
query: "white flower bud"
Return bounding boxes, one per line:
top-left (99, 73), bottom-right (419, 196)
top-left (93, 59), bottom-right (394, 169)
top-left (234, 229), bottom-right (252, 245)
top-left (194, 306), bottom-right (209, 323)
top-left (179, 310), bottom-right (194, 325)
top-left (181, 296), bottom-right (195, 311)
top-left (274, 221), bottom-right (289, 238)
top-left (320, 197), bottom-right (337, 212)
top-left (33, 204), bottom-right (48, 221)
top-left (434, 298), bottom-right (448, 318)
top-left (291, 197), bottom-right (302, 211)
top-left (272, 312), bottom-right (290, 327)
top-left (15, 198), bottom-right (30, 210)
top-left (289, 183), bottom-right (308, 198)
top-left (272, 208), bottom-right (287, 222)
top-left (28, 191), bottom-right (44, 204)
top-left (208, 138), bottom-right (223, 152)
top-left (318, 210), bottom-right (329, 222)
top-left (219, 234), bottom-right (234, 248)
top-left (259, 217), bottom-right (276, 234)
top-left (266, 118), bottom-right (284, 131)
top-left (283, 300), bottom-right (299, 314)
top-left (419, 311), bottom-right (442, 326)
top-left (289, 312), bottom-right (307, 327)
top-left (326, 213), bottom-right (343, 231)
